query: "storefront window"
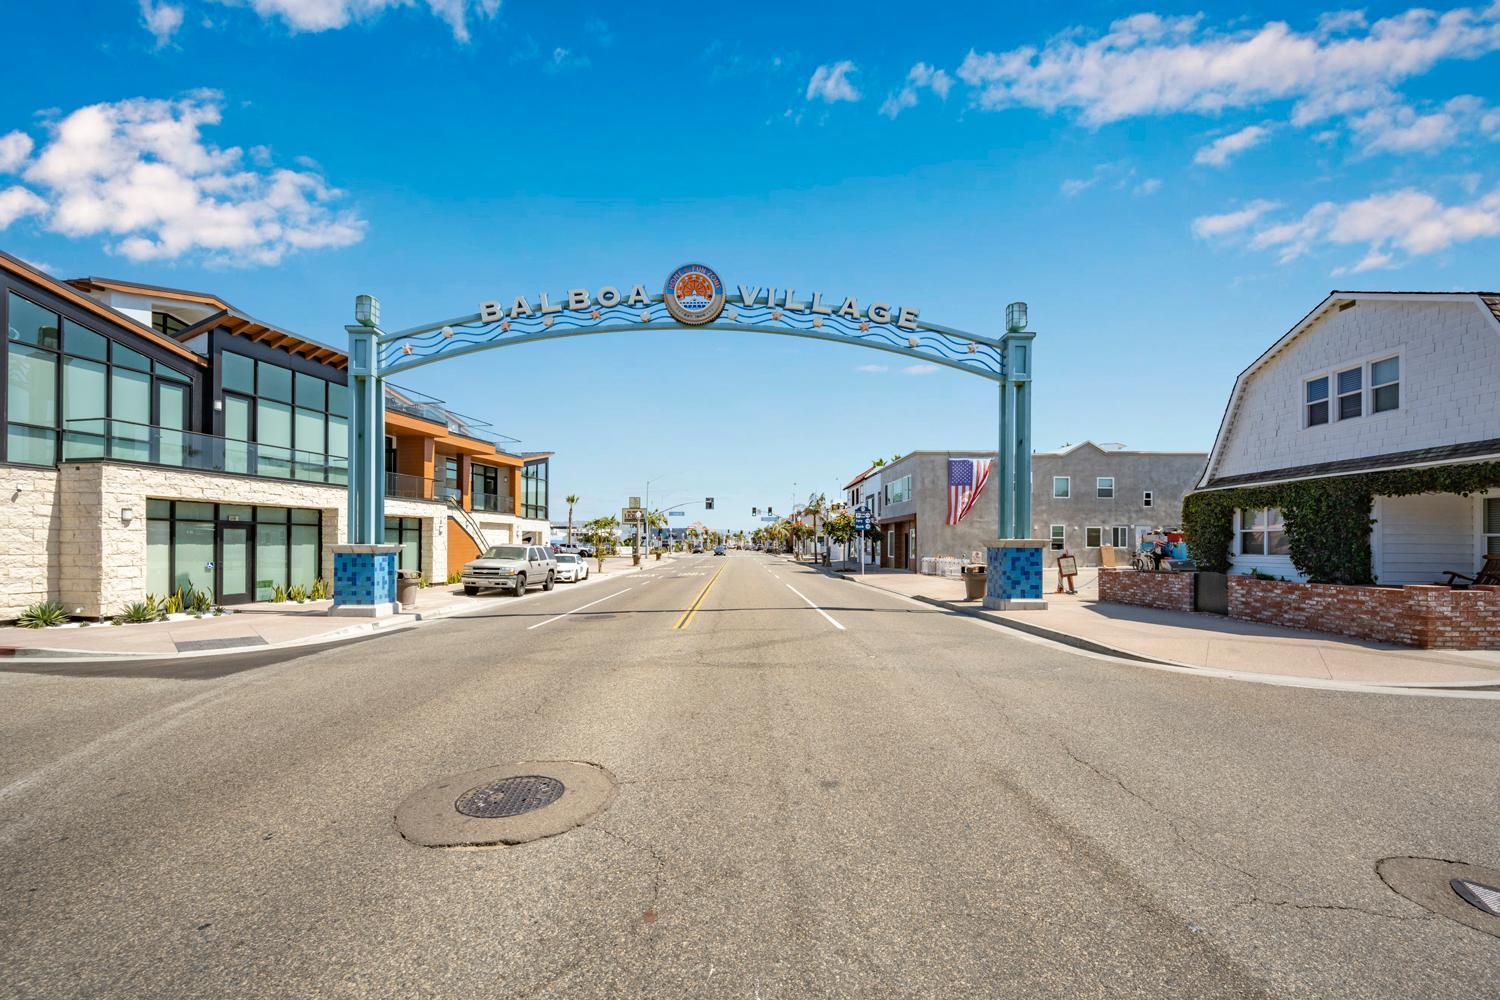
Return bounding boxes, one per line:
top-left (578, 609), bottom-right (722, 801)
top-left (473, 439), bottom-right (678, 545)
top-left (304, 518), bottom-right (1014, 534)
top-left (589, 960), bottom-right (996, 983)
top-left (219, 351), bottom-right (344, 482)
top-left (146, 501), bottom-right (323, 604)
top-left (522, 459), bottom-right (549, 519)
top-left (385, 516), bottom-right (422, 572)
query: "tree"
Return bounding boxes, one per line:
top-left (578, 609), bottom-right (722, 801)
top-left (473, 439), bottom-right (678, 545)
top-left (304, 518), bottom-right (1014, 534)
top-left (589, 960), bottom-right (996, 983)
top-left (579, 515), bottom-right (618, 573)
top-left (871, 458), bottom-right (886, 468)
top-left (646, 509), bottom-right (667, 550)
top-left (564, 494), bottom-right (580, 545)
top-left (824, 510), bottom-right (856, 568)
top-left (802, 492), bottom-right (827, 562)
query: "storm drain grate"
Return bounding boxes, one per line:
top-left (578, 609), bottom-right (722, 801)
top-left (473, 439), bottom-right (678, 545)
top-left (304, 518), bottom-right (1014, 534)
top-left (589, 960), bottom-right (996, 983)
top-left (1452, 879), bottom-right (1500, 916)
top-left (454, 775), bottom-right (564, 818)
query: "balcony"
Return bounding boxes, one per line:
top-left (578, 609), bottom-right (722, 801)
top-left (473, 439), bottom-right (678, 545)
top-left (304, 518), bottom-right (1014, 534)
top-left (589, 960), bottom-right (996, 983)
top-left (471, 492), bottom-right (515, 514)
top-left (64, 418), bottom-right (349, 484)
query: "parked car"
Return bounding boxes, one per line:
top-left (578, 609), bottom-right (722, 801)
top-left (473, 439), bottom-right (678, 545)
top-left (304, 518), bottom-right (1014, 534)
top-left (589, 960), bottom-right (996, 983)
top-left (713, 545), bottom-right (726, 556)
top-left (551, 542), bottom-right (582, 556)
top-left (554, 552), bottom-right (589, 582)
top-left (691, 545), bottom-right (703, 554)
top-left (461, 544), bottom-right (556, 596)
top-left (575, 543), bottom-right (595, 558)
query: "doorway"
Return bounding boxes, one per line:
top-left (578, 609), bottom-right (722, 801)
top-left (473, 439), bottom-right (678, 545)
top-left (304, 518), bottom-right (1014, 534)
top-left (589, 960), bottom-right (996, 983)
top-left (217, 523), bottom-right (252, 605)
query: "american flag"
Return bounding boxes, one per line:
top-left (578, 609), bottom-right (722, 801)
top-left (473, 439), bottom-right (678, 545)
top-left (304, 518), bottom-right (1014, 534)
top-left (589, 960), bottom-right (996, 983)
top-left (948, 458), bottom-right (992, 525)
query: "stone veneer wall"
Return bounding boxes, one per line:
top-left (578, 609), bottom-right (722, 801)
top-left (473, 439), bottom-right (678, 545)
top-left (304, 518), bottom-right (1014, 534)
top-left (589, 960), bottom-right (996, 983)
top-left (1099, 568), bottom-right (1500, 649)
top-left (1, 461), bottom-right (448, 620)
top-left (1097, 568), bottom-right (1194, 612)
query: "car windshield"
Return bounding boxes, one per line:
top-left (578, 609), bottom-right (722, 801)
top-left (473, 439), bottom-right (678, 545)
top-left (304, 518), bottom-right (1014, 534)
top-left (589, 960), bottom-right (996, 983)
top-left (557, 554), bottom-right (578, 563)
top-left (481, 546), bottom-right (528, 560)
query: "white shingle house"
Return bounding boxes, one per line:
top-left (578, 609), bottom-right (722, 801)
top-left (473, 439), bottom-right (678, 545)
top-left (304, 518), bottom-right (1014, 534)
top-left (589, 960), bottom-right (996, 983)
top-left (1194, 291), bottom-right (1500, 585)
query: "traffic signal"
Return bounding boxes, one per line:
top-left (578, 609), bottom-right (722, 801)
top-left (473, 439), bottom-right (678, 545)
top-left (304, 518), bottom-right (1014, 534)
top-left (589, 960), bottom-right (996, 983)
top-left (705, 497), bottom-right (714, 510)
top-left (768, 506), bottom-right (773, 515)
top-left (752, 507), bottom-right (759, 515)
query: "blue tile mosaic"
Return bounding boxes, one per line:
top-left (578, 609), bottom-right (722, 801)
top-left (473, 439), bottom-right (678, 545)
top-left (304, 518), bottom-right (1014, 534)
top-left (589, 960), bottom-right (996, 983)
top-left (985, 545), bottom-right (1043, 601)
top-left (333, 551), bottom-right (397, 606)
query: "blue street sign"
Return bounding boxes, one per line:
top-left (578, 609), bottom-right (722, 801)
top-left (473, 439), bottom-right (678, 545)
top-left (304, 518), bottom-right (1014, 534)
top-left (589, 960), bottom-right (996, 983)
top-left (855, 517), bottom-right (871, 530)
top-left (761, 516), bottom-right (776, 522)
top-left (669, 510), bottom-right (685, 517)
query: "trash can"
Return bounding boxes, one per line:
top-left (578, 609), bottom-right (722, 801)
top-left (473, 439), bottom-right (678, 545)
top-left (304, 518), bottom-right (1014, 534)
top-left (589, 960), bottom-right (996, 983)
top-left (396, 569), bottom-right (420, 607)
top-left (961, 563), bottom-right (987, 600)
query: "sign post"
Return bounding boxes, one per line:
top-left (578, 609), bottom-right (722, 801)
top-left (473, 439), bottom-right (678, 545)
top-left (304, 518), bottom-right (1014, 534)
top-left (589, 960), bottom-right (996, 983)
top-left (854, 505), bottom-right (870, 576)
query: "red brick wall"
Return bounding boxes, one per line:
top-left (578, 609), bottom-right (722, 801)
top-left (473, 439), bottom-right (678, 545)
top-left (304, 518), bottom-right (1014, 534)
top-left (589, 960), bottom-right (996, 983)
top-left (1097, 568), bottom-right (1194, 612)
top-left (1099, 570), bottom-right (1500, 649)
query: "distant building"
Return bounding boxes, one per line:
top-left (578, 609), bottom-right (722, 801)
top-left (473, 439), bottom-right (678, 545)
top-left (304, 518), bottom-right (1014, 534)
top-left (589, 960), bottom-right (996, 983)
top-left (843, 442), bottom-right (1206, 572)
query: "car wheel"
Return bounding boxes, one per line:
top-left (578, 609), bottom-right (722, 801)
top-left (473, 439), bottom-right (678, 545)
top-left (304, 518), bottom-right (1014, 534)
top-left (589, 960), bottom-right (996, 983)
top-left (464, 585), bottom-right (478, 596)
top-left (543, 572), bottom-right (554, 591)
top-left (582, 567), bottom-right (589, 579)
top-left (512, 574), bottom-right (526, 595)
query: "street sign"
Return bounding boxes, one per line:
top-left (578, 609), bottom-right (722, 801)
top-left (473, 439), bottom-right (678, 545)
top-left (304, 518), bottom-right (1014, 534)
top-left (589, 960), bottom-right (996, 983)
top-left (854, 504), bottom-right (870, 516)
top-left (761, 516), bottom-right (776, 522)
top-left (669, 510), bottom-right (685, 517)
top-left (855, 517), bottom-right (870, 530)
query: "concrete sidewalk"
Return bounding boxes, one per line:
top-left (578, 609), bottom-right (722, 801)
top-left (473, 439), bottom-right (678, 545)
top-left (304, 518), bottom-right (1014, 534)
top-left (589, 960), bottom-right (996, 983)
top-left (817, 560), bottom-right (1500, 687)
top-left (0, 555), bottom-right (660, 659)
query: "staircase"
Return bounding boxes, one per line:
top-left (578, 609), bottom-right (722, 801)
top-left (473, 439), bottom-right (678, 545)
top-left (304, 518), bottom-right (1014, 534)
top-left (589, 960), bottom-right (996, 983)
top-left (445, 497), bottom-right (490, 549)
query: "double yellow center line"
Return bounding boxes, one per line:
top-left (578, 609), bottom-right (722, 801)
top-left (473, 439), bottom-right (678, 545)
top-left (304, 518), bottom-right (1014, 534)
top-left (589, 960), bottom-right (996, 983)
top-left (673, 562), bottom-right (728, 630)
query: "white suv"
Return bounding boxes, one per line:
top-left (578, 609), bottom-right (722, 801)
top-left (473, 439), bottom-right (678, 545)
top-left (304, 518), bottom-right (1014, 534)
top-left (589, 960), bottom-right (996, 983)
top-left (461, 545), bottom-right (557, 596)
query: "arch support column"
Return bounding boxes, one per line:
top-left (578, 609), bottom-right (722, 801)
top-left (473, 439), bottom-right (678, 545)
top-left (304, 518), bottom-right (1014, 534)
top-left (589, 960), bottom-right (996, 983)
top-left (985, 329), bottom-right (1046, 610)
top-left (332, 314), bottom-right (400, 616)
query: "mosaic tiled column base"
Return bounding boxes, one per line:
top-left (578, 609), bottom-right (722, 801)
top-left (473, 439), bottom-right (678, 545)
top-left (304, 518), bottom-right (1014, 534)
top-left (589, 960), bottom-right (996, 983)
top-left (330, 544), bottom-right (401, 617)
top-left (983, 540), bottom-right (1049, 611)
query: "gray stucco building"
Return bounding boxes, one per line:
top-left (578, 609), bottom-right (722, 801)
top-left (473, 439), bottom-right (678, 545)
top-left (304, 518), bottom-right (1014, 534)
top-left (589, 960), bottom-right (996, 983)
top-left (865, 442), bottom-right (1206, 571)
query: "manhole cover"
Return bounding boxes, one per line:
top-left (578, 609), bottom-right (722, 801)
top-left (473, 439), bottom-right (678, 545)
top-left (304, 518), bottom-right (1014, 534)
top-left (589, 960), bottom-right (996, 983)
top-left (1377, 857), bottom-right (1500, 939)
top-left (455, 775), bottom-right (564, 818)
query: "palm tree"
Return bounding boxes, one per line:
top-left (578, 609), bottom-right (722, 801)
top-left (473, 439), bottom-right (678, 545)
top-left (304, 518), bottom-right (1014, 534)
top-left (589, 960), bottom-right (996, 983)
top-left (646, 509), bottom-right (667, 555)
top-left (564, 494), bottom-right (580, 544)
top-left (579, 515), bottom-right (618, 573)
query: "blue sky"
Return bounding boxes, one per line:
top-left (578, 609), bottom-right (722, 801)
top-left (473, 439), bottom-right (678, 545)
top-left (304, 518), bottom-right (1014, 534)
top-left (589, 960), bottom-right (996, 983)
top-left (3, 1), bottom-right (1500, 528)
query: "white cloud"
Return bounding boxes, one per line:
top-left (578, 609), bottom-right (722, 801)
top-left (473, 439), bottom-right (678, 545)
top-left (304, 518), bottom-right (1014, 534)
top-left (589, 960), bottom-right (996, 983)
top-left (1134, 177), bottom-right (1162, 195)
top-left (1190, 199), bottom-right (1279, 239)
top-left (1197, 187), bottom-right (1500, 271)
top-left (1060, 176), bottom-right (1096, 197)
top-left (1345, 95), bottom-right (1500, 153)
top-left (880, 62), bottom-right (953, 118)
top-left (3, 92), bottom-right (364, 265)
top-left (140, 0), bottom-right (184, 47)
top-left (233, 0), bottom-right (502, 42)
top-left (1193, 124), bottom-right (1271, 166)
top-left (0, 186), bottom-right (47, 229)
top-left (0, 131), bottom-right (33, 172)
top-left (855, 363), bottom-right (889, 373)
top-left (806, 61), bottom-right (861, 103)
top-left (956, 6), bottom-right (1500, 128)
top-left (902, 364), bottom-right (938, 375)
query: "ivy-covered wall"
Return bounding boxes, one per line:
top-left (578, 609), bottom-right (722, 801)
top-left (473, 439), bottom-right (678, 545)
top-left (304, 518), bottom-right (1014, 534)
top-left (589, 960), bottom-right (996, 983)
top-left (1182, 461), bottom-right (1500, 584)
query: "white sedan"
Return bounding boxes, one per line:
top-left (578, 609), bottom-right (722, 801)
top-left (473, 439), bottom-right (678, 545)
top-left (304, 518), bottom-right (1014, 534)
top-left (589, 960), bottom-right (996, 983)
top-left (554, 553), bottom-right (590, 582)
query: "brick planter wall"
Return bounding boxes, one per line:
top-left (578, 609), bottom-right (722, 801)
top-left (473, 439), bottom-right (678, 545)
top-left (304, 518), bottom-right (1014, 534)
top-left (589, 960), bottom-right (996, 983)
top-left (1098, 568), bottom-right (1500, 649)
top-left (1098, 568), bottom-right (1194, 612)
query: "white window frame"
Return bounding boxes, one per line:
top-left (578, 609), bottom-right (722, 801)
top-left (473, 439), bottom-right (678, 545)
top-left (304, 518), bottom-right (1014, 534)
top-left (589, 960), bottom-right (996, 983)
top-left (1483, 496), bottom-right (1500, 558)
top-left (1303, 349), bottom-right (1403, 429)
top-left (1236, 507), bottom-right (1289, 557)
top-left (1049, 524), bottom-right (1065, 550)
top-left (1110, 526), bottom-right (1130, 548)
top-left (1304, 374), bottom-right (1330, 428)
top-left (1096, 476), bottom-right (1114, 499)
top-left (1084, 526), bottom-right (1102, 548)
top-left (883, 475), bottom-right (912, 505)
top-left (1142, 490), bottom-right (1153, 508)
top-left (1053, 476), bottom-right (1070, 499)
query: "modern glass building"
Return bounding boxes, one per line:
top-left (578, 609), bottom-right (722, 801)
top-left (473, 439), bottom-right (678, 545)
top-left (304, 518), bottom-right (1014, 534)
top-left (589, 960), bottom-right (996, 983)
top-left (1, 254), bottom-right (552, 619)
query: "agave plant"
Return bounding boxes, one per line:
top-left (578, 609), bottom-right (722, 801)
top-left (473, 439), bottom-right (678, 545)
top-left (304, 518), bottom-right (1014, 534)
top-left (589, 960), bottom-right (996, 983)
top-left (163, 589), bottom-right (185, 615)
top-left (309, 578), bottom-right (330, 600)
top-left (113, 601), bottom-right (159, 625)
top-left (189, 588), bottom-right (213, 614)
top-left (271, 584), bottom-right (288, 603)
top-left (287, 584), bottom-right (308, 603)
top-left (17, 600), bottom-right (68, 629)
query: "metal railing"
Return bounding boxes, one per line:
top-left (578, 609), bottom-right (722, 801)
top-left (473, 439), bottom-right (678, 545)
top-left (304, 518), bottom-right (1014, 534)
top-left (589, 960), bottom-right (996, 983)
top-left (63, 419), bottom-right (348, 484)
top-left (470, 492), bottom-right (515, 514)
top-left (385, 471), bottom-right (441, 501)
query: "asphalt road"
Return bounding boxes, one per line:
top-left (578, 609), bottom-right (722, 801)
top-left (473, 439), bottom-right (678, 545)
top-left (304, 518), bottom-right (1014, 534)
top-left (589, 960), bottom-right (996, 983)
top-left (1, 552), bottom-right (1496, 998)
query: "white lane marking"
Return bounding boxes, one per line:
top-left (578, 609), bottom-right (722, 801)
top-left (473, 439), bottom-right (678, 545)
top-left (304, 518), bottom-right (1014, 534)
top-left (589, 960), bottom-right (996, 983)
top-left (786, 584), bottom-right (845, 630)
top-left (526, 588), bottom-right (632, 630)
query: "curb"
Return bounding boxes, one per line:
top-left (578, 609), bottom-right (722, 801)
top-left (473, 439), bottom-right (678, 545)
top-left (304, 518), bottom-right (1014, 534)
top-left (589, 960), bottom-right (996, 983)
top-left (817, 566), bottom-right (1500, 691)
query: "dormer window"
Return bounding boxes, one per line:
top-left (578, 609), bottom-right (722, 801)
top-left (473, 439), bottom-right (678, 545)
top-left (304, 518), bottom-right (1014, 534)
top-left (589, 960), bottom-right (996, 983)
top-left (152, 311), bottom-right (187, 336)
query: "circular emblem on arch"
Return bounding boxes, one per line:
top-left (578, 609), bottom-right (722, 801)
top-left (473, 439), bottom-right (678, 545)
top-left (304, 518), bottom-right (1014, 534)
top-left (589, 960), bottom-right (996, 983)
top-left (663, 263), bottom-right (725, 326)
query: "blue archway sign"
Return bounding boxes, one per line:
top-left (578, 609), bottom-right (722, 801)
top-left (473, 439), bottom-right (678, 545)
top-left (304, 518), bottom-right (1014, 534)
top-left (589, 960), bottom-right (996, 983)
top-left (334, 264), bottom-right (1043, 614)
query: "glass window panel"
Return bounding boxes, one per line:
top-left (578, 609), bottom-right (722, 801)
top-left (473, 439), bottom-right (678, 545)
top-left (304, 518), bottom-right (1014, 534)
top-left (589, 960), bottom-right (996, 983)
top-left (112, 342), bottom-right (150, 372)
top-left (147, 519), bottom-right (172, 597)
top-left (1373, 384), bottom-right (1399, 413)
top-left (174, 501), bottom-right (214, 520)
top-left (221, 351), bottom-right (254, 394)
top-left (219, 504), bottom-right (251, 522)
top-left (157, 382), bottom-right (187, 430)
top-left (1305, 376), bottom-right (1328, 402)
top-left (63, 357), bottom-right (107, 421)
top-left (109, 368), bottom-right (152, 461)
top-left (1240, 531), bottom-right (1265, 555)
top-left (7, 424), bottom-right (55, 465)
top-left (327, 415), bottom-right (347, 457)
top-left (1085, 527), bottom-right (1102, 547)
top-left (1267, 529), bottom-right (1292, 556)
top-left (1371, 357), bottom-right (1398, 385)
top-left (223, 395), bottom-right (251, 475)
top-left (63, 320), bottom-right (107, 360)
top-left (1489, 536), bottom-right (1500, 556)
top-left (7, 293), bottom-right (59, 349)
top-left (327, 382), bottom-right (349, 417)
top-left (294, 406), bottom-right (325, 455)
top-left (1053, 477), bottom-right (1070, 498)
top-left (173, 520), bottom-right (216, 593)
top-left (256, 399), bottom-right (292, 477)
top-left (1338, 393), bottom-right (1363, 420)
top-left (295, 372), bottom-right (325, 409)
top-left (1484, 498), bottom-right (1500, 535)
top-left (257, 361), bottom-right (292, 402)
top-left (255, 523), bottom-right (288, 600)
top-left (1307, 400), bottom-right (1329, 426)
top-left (8, 343), bottom-right (56, 426)
top-left (255, 506), bottom-right (288, 522)
top-left (290, 525), bottom-right (319, 586)
top-left (1097, 477), bottom-right (1114, 498)
top-left (147, 498), bottom-right (171, 518)
top-left (291, 508), bottom-right (319, 525)
top-left (1337, 367), bottom-right (1362, 395)
top-left (1266, 508), bottom-right (1284, 529)
top-left (154, 362), bottom-right (190, 383)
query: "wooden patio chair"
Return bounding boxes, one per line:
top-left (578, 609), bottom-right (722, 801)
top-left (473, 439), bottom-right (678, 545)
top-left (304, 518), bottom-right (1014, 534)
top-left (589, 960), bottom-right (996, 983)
top-left (1443, 554), bottom-right (1500, 588)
